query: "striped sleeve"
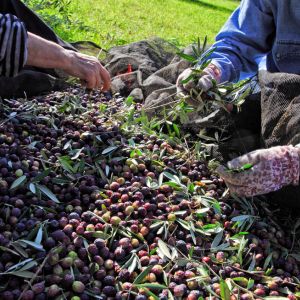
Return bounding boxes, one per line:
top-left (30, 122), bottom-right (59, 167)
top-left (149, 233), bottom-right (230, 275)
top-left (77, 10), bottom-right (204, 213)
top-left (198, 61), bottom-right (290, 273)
top-left (0, 13), bottom-right (28, 77)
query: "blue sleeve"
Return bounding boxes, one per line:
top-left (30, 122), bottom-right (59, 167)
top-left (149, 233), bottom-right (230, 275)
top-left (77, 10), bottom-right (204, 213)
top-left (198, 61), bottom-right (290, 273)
top-left (206, 0), bottom-right (275, 83)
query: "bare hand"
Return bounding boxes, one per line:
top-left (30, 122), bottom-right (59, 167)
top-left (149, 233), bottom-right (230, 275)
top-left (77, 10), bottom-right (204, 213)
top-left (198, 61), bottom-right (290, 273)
top-left (63, 50), bottom-right (111, 91)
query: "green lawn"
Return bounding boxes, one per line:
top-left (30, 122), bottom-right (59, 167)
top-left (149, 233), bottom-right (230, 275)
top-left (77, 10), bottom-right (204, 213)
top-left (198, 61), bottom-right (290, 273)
top-left (29, 0), bottom-right (239, 49)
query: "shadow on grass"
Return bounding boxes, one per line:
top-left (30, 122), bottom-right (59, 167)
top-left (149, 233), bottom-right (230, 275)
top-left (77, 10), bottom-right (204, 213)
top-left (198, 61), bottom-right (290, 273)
top-left (180, 0), bottom-right (235, 14)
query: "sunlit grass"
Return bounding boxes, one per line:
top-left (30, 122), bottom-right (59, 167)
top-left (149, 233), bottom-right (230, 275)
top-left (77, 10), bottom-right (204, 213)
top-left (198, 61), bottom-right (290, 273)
top-left (55, 0), bottom-right (238, 49)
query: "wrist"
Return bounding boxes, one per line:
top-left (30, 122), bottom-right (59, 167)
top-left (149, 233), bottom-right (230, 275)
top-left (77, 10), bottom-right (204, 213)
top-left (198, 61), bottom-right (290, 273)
top-left (296, 146), bottom-right (300, 178)
top-left (58, 49), bottom-right (73, 71)
top-left (27, 32), bottom-right (73, 70)
top-left (288, 145), bottom-right (300, 186)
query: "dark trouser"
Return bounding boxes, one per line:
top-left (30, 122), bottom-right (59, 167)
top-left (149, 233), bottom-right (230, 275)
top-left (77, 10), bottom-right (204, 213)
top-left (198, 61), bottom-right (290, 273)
top-left (0, 0), bottom-right (76, 98)
top-left (217, 92), bottom-right (262, 162)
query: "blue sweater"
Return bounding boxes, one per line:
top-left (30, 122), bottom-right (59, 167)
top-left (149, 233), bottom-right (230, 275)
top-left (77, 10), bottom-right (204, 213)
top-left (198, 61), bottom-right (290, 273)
top-left (208, 0), bottom-right (300, 83)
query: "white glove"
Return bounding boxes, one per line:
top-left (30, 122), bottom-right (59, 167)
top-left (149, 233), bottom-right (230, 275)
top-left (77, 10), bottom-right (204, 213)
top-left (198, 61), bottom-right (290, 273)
top-left (176, 64), bottom-right (222, 94)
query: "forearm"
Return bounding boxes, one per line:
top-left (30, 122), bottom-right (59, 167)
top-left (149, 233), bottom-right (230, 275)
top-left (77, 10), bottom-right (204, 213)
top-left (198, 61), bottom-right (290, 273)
top-left (26, 32), bottom-right (71, 70)
top-left (25, 32), bottom-right (111, 90)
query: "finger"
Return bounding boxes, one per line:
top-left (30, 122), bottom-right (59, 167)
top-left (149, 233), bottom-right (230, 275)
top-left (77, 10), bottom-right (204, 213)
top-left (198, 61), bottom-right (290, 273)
top-left (176, 74), bottom-right (185, 92)
top-left (183, 80), bottom-right (196, 91)
top-left (227, 157), bottom-right (246, 170)
top-left (225, 103), bottom-right (233, 112)
top-left (177, 69), bottom-right (194, 91)
top-left (197, 75), bottom-right (213, 92)
top-left (99, 66), bottom-right (111, 91)
top-left (85, 72), bottom-right (97, 90)
top-left (227, 150), bottom-right (261, 170)
top-left (225, 181), bottom-right (250, 197)
top-left (80, 79), bottom-right (87, 87)
top-left (216, 165), bottom-right (250, 185)
top-left (93, 69), bottom-right (101, 90)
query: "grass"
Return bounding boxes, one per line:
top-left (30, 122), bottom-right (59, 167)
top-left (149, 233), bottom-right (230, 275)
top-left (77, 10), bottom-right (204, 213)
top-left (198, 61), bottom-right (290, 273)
top-left (30, 0), bottom-right (239, 49)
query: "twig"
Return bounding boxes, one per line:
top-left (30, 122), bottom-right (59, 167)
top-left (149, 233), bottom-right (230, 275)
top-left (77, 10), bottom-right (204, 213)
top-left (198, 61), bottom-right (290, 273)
top-left (17, 251), bottom-right (51, 300)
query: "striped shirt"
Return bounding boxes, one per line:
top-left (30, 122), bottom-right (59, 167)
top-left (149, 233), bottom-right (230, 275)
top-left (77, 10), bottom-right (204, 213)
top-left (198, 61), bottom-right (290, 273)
top-left (0, 13), bottom-right (28, 77)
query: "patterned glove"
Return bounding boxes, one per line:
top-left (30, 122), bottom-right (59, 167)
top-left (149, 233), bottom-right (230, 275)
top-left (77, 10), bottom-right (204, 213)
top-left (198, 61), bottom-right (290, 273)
top-left (216, 145), bottom-right (300, 197)
top-left (176, 64), bottom-right (222, 94)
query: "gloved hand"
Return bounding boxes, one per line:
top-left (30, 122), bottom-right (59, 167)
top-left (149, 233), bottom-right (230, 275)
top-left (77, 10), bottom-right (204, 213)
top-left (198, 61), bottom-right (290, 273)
top-left (176, 64), bottom-right (222, 94)
top-left (216, 145), bottom-right (300, 197)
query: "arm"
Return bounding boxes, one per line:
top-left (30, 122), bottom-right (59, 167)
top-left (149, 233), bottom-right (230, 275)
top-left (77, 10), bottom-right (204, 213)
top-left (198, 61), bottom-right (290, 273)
top-left (26, 33), bottom-right (111, 91)
top-left (205, 0), bottom-right (275, 83)
top-left (0, 13), bottom-right (110, 91)
top-left (176, 0), bottom-right (274, 96)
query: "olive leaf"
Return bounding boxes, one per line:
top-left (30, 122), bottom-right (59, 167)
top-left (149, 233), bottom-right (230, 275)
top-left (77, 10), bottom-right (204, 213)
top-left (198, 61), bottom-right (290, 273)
top-left (34, 224), bottom-right (44, 245)
top-left (102, 146), bottom-right (118, 155)
top-left (211, 230), bottom-right (223, 249)
top-left (220, 279), bottom-right (231, 300)
top-left (133, 265), bottom-right (153, 285)
top-left (10, 175), bottom-right (27, 190)
top-left (31, 169), bottom-right (50, 183)
top-left (17, 240), bottom-right (45, 251)
top-left (6, 258), bottom-right (36, 273)
top-left (157, 239), bottom-right (172, 260)
top-left (36, 184), bottom-right (60, 203)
